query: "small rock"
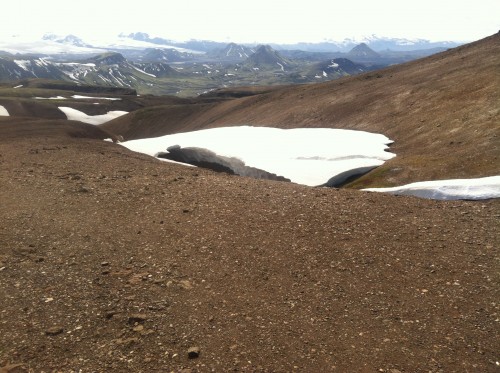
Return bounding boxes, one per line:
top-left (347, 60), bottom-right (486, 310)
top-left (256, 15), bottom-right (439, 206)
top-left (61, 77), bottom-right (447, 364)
top-left (78, 186), bottom-right (90, 193)
top-left (105, 310), bottom-right (119, 319)
top-left (187, 346), bottom-right (200, 359)
top-left (45, 327), bottom-right (63, 336)
top-left (179, 280), bottom-right (193, 290)
top-left (101, 261), bottom-right (110, 266)
top-left (133, 325), bottom-right (144, 332)
top-left (128, 314), bottom-right (147, 324)
top-left (114, 337), bottom-right (139, 345)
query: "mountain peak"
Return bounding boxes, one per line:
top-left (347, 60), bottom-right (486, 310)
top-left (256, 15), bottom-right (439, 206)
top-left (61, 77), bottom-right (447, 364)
top-left (348, 43), bottom-right (380, 58)
top-left (89, 52), bottom-right (126, 65)
top-left (245, 45), bottom-right (291, 69)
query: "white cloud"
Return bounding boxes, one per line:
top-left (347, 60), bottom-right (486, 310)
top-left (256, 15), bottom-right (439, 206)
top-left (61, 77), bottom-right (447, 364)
top-left (1, 0), bottom-right (499, 43)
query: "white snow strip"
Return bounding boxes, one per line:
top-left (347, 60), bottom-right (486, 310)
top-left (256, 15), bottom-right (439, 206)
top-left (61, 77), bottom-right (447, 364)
top-left (121, 126), bottom-right (395, 187)
top-left (131, 65), bottom-right (156, 78)
top-left (58, 107), bottom-right (128, 125)
top-left (71, 95), bottom-right (121, 100)
top-left (13, 85), bottom-right (23, 89)
top-left (277, 62), bottom-right (285, 71)
top-left (34, 96), bottom-right (66, 100)
top-left (0, 105), bottom-right (9, 116)
top-left (60, 62), bottom-right (96, 67)
top-left (363, 176), bottom-right (500, 200)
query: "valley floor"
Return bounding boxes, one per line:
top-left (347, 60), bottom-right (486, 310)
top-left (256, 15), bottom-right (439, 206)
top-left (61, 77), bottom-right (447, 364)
top-left (0, 126), bottom-right (499, 372)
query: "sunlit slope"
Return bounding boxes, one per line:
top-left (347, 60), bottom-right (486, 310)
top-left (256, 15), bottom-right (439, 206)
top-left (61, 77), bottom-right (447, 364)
top-left (103, 33), bottom-right (500, 187)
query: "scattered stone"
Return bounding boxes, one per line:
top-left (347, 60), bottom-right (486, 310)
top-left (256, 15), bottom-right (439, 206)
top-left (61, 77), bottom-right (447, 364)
top-left (187, 346), bottom-right (200, 359)
top-left (179, 280), bottom-right (193, 290)
top-left (128, 314), bottom-right (147, 324)
top-left (114, 337), bottom-right (139, 345)
top-left (45, 327), bottom-right (63, 336)
top-left (77, 186), bottom-right (90, 193)
top-left (105, 310), bottom-right (119, 319)
top-left (133, 325), bottom-right (144, 332)
top-left (101, 261), bottom-right (110, 266)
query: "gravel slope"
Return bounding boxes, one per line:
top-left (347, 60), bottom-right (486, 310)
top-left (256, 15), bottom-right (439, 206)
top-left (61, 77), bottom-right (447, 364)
top-left (1, 124), bottom-right (498, 372)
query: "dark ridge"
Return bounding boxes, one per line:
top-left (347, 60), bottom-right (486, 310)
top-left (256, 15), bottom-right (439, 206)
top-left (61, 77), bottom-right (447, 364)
top-left (157, 146), bottom-right (290, 182)
top-left (322, 166), bottom-right (379, 188)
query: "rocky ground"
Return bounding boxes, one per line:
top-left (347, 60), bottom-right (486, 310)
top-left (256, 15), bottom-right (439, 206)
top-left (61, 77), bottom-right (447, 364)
top-left (0, 122), bottom-right (498, 372)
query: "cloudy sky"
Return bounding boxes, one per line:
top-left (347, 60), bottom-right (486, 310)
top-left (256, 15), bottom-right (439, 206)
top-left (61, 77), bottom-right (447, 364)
top-left (2, 0), bottom-right (499, 43)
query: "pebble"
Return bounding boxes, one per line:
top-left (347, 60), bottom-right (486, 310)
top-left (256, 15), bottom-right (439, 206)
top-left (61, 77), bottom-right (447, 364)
top-left (128, 313), bottom-right (147, 324)
top-left (45, 326), bottom-right (63, 336)
top-left (133, 325), bottom-right (144, 332)
top-left (187, 346), bottom-right (200, 359)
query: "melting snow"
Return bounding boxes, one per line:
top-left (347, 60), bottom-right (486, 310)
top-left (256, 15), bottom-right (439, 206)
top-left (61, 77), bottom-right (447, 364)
top-left (34, 96), bottom-right (66, 100)
top-left (121, 126), bottom-right (395, 187)
top-left (0, 105), bottom-right (9, 116)
top-left (131, 65), bottom-right (156, 78)
top-left (363, 176), bottom-right (500, 200)
top-left (58, 107), bottom-right (128, 125)
top-left (14, 60), bottom-right (31, 71)
top-left (13, 85), bottom-right (23, 89)
top-left (71, 95), bottom-right (121, 101)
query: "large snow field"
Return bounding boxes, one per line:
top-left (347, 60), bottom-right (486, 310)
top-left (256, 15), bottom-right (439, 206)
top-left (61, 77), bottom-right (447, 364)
top-left (58, 107), bottom-right (128, 125)
top-left (121, 126), bottom-right (395, 187)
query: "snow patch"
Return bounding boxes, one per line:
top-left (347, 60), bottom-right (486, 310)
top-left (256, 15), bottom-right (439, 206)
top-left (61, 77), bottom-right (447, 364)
top-left (71, 95), bottom-right (121, 101)
top-left (131, 65), bottom-right (156, 78)
top-left (363, 176), bottom-right (500, 200)
top-left (13, 85), bottom-right (23, 89)
top-left (0, 105), bottom-right (9, 116)
top-left (121, 126), bottom-right (395, 187)
top-left (34, 96), bottom-right (66, 100)
top-left (58, 107), bottom-right (128, 125)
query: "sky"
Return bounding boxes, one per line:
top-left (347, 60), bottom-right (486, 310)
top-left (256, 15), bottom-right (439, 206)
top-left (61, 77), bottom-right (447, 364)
top-left (2, 0), bottom-right (499, 44)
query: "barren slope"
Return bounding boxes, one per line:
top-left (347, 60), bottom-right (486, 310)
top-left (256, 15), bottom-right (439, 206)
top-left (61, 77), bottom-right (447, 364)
top-left (102, 33), bottom-right (500, 187)
top-left (0, 122), bottom-right (499, 372)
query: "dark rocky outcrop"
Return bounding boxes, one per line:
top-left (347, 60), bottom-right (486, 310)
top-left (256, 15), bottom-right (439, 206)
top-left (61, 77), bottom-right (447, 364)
top-left (157, 145), bottom-right (290, 182)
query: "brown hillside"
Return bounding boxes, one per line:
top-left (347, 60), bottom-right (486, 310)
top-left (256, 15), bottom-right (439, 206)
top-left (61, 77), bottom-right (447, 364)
top-left (103, 33), bottom-right (500, 187)
top-left (0, 121), bottom-right (498, 372)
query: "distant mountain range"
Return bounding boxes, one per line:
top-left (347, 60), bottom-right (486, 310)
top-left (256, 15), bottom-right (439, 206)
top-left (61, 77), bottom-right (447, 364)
top-left (0, 32), bottom-right (464, 96)
top-left (0, 32), bottom-right (461, 56)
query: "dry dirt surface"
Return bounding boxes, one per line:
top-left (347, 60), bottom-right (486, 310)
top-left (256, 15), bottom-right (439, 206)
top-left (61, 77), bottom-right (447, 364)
top-left (0, 122), bottom-right (499, 372)
top-left (102, 33), bottom-right (500, 188)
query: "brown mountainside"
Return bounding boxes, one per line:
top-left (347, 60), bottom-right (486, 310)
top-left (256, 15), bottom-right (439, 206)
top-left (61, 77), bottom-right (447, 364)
top-left (0, 34), bottom-right (499, 373)
top-left (103, 33), bottom-right (500, 187)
